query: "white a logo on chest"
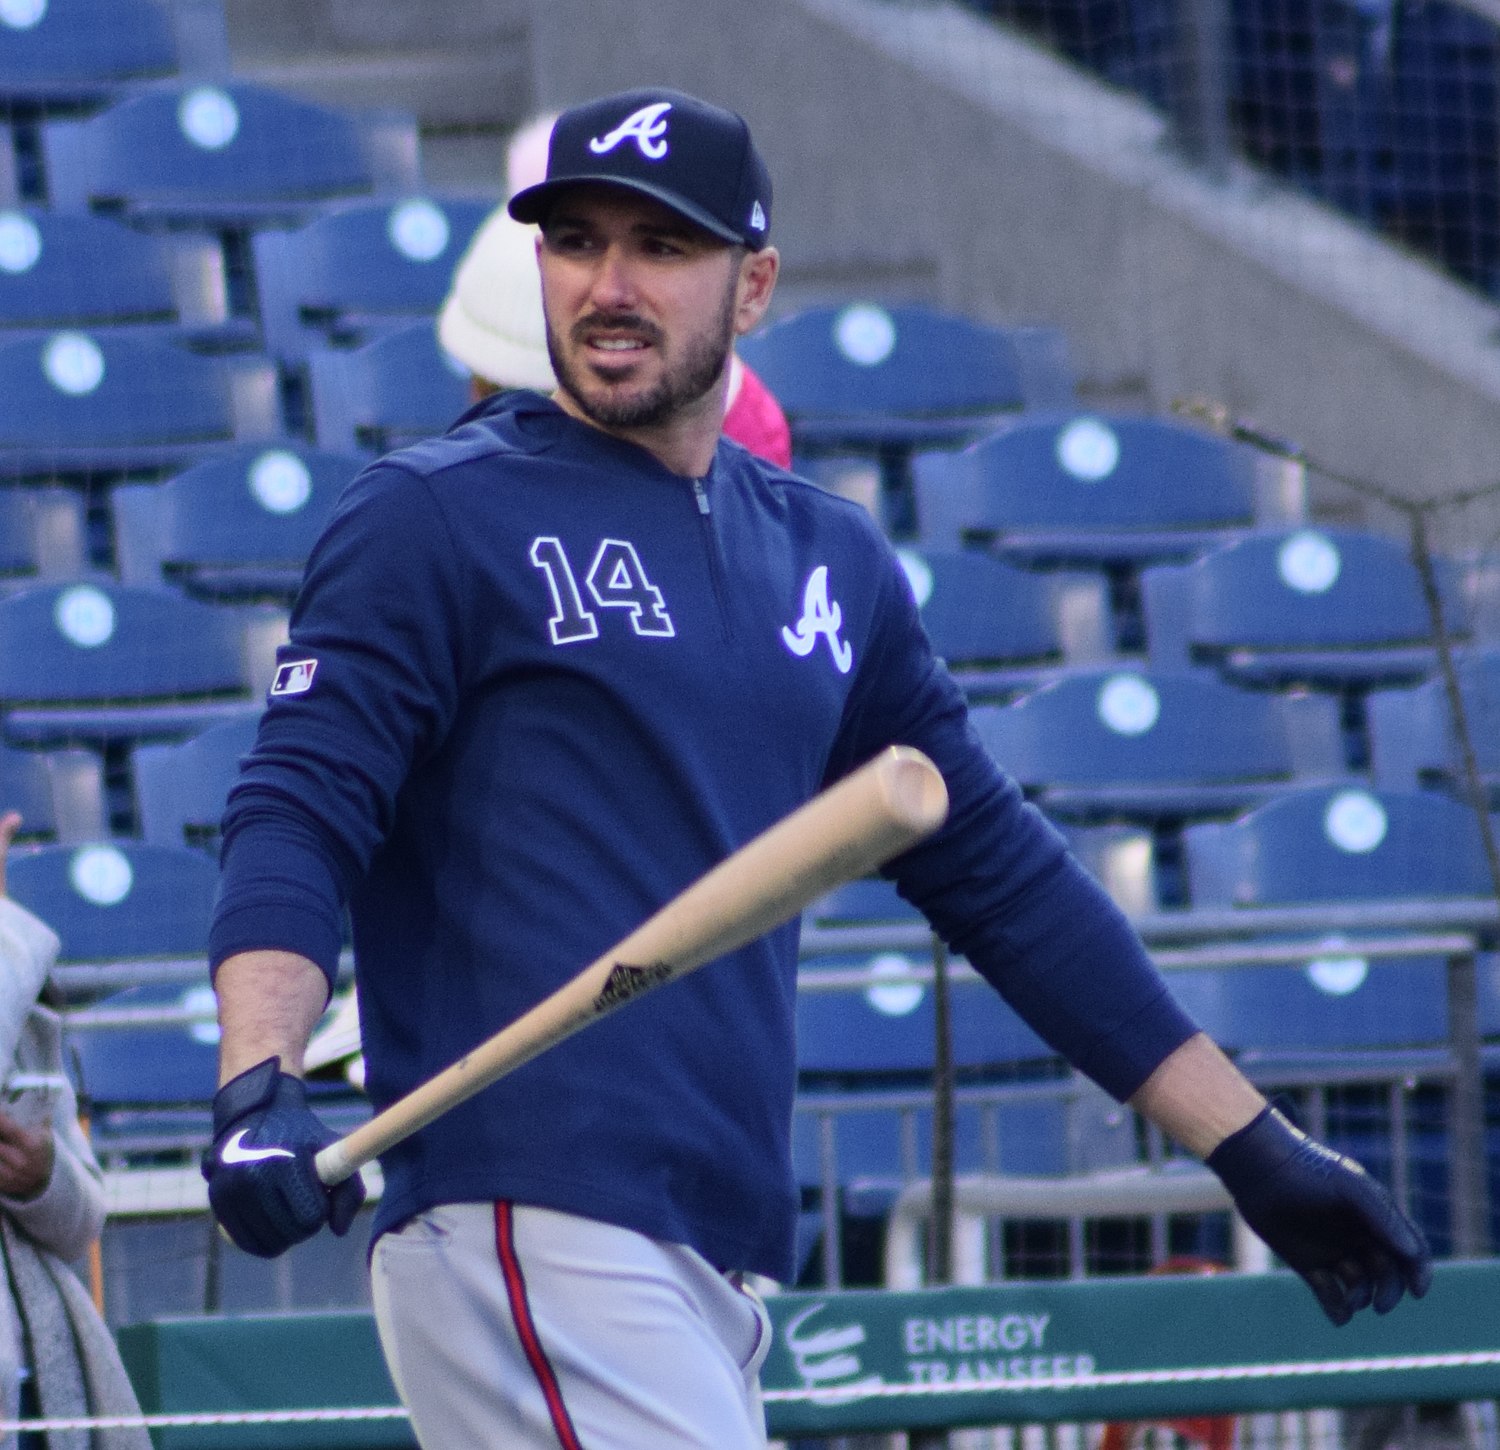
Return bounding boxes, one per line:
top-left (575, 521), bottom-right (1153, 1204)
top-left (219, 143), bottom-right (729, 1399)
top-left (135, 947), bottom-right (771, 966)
top-left (589, 102), bottom-right (672, 160)
top-left (782, 565), bottom-right (853, 674)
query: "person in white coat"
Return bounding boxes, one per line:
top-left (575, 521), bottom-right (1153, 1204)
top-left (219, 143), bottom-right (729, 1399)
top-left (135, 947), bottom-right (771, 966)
top-left (0, 810), bottom-right (150, 1450)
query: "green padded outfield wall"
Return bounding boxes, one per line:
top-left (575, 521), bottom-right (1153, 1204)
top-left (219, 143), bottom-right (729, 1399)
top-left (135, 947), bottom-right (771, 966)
top-left (115, 1262), bottom-right (1500, 1445)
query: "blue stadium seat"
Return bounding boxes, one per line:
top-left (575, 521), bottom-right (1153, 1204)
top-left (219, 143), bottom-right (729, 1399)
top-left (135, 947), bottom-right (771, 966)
top-left (252, 196), bottom-right (493, 363)
top-left (1179, 785), bottom-right (1495, 1060)
top-left (0, 0), bottom-right (176, 109)
top-left (309, 321), bottom-right (472, 455)
top-left (1367, 647), bottom-right (1500, 802)
top-left (7, 838), bottom-right (217, 960)
top-left (914, 412), bottom-right (1258, 563)
top-left (1182, 785), bottom-right (1493, 906)
top-left (112, 442), bottom-right (362, 601)
top-left (1167, 957), bottom-right (1458, 1055)
top-left (132, 711), bottom-right (258, 848)
top-left (70, 978), bottom-right (366, 1173)
top-left (68, 981), bottom-right (220, 1107)
top-left (40, 81), bottom-right (418, 226)
top-left (739, 303), bottom-right (1073, 448)
top-left (807, 875), bottom-right (924, 928)
top-left (969, 667), bottom-right (1336, 822)
top-left (741, 302), bottom-right (1073, 531)
top-left (0, 208), bottom-right (252, 348)
top-left (0, 580), bottom-right (255, 742)
top-left (0, 742), bottom-right (105, 840)
top-left (0, 329), bottom-right (278, 476)
top-left (0, 486), bottom-right (86, 582)
top-left (1056, 821), bottom-right (1160, 916)
top-left (1142, 526), bottom-right (1468, 688)
top-left (894, 546), bottom-right (1067, 694)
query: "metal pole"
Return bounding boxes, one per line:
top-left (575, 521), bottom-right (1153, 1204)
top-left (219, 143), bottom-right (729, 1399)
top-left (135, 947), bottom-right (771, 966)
top-left (1446, 948), bottom-right (1491, 1256)
top-left (1409, 507), bottom-right (1496, 1255)
top-left (910, 933), bottom-right (956, 1450)
top-left (1170, 0), bottom-right (1235, 180)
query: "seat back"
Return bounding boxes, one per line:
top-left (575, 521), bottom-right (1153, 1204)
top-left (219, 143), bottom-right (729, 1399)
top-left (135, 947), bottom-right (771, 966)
top-left (915, 413), bottom-right (1257, 546)
top-left (67, 981), bottom-right (220, 1107)
top-left (1367, 647), bottom-right (1500, 789)
top-left (738, 302), bottom-right (1071, 420)
top-left (0, 330), bottom-right (231, 452)
top-left (112, 443), bottom-right (362, 596)
top-left (0, 0), bottom-right (175, 102)
top-left (8, 839), bottom-right (217, 960)
top-left (0, 208), bottom-right (177, 326)
top-left (133, 712), bottom-right (259, 847)
top-left (0, 581), bottom-right (246, 704)
top-left (895, 546), bottom-right (1063, 667)
top-left (42, 82), bottom-right (374, 213)
top-left (1182, 785), bottom-right (1492, 905)
top-left (1170, 526), bottom-right (1460, 652)
top-left (310, 321), bottom-right (471, 454)
top-left (253, 196), bottom-right (493, 361)
top-left (971, 668), bottom-right (1293, 790)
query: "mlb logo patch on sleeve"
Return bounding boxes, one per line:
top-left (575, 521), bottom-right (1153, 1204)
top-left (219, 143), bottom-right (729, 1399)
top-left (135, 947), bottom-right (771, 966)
top-left (270, 659), bottom-right (318, 697)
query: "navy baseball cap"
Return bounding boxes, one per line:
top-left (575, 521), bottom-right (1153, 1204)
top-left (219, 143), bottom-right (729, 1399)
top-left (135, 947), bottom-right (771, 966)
top-left (507, 88), bottom-right (772, 250)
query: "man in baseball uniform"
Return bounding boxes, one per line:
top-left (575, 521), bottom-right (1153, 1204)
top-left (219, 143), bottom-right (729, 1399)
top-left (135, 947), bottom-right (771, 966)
top-left (203, 88), bottom-right (1430, 1448)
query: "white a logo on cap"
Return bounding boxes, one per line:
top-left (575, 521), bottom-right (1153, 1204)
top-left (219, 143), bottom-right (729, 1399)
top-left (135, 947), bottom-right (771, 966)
top-left (750, 200), bottom-right (766, 231)
top-left (589, 102), bottom-right (672, 160)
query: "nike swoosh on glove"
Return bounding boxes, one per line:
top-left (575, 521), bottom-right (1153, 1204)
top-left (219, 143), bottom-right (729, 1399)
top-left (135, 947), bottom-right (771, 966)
top-left (202, 1056), bottom-right (365, 1258)
top-left (1207, 1104), bottom-right (1433, 1326)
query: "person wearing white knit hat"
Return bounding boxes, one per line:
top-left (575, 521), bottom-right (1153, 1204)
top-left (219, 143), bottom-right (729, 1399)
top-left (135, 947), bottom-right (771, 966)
top-left (437, 208), bottom-right (557, 398)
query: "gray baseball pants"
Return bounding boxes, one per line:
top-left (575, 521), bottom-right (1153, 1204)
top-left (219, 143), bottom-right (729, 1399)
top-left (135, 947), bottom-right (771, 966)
top-left (371, 1201), bottom-right (773, 1448)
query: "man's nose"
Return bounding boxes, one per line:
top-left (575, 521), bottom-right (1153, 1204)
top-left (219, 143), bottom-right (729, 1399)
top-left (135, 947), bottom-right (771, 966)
top-left (588, 245), bottom-right (638, 310)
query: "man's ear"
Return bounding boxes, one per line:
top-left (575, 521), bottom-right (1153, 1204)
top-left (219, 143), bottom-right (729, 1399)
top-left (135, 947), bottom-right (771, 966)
top-left (734, 246), bottom-right (780, 337)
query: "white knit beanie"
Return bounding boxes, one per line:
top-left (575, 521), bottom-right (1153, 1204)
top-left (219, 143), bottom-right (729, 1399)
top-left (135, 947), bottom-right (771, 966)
top-left (437, 207), bottom-right (557, 391)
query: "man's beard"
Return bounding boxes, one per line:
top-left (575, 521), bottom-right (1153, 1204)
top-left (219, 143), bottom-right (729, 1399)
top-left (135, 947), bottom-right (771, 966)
top-left (547, 276), bottom-right (737, 432)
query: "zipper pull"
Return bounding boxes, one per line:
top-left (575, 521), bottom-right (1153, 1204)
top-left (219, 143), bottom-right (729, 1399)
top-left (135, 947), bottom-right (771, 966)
top-left (692, 478), bottom-right (711, 516)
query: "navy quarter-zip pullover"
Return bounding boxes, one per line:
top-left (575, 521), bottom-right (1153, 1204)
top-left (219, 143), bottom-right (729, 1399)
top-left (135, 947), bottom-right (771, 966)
top-left (210, 391), bottom-right (1197, 1280)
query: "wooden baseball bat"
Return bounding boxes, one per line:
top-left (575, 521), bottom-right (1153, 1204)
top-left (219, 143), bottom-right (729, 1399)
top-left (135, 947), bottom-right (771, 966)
top-left (315, 745), bottom-right (948, 1186)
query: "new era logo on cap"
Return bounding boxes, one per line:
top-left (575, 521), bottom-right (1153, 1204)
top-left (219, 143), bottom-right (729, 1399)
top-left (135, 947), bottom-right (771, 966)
top-left (508, 88), bottom-right (772, 250)
top-left (270, 659), bottom-right (318, 697)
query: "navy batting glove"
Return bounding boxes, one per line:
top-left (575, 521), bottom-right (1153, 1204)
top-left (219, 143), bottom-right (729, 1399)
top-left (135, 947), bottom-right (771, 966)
top-left (202, 1057), bottom-right (365, 1259)
top-left (1207, 1104), bottom-right (1432, 1326)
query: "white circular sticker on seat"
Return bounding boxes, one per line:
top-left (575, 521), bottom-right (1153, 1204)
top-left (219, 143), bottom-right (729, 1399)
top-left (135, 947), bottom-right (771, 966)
top-left (1306, 941), bottom-right (1369, 997)
top-left (1056, 417), bottom-right (1120, 482)
top-left (248, 449), bottom-right (313, 515)
top-left (178, 87), bottom-right (240, 151)
top-left (1277, 529), bottom-right (1341, 594)
top-left (53, 584), bottom-right (115, 647)
top-left (865, 953), bottom-right (924, 1017)
top-left (181, 983), bottom-right (222, 1045)
top-left (387, 200), bottom-right (450, 262)
top-left (68, 844), bottom-right (133, 906)
top-left (0, 211), bottom-right (41, 274)
top-left (833, 304), bottom-right (897, 367)
top-left (0, 0), bottom-right (46, 30)
top-left (42, 331), bottom-right (104, 396)
top-left (896, 548), bottom-right (934, 608)
top-left (1323, 788), bottom-right (1387, 853)
top-left (1097, 673), bottom-right (1160, 736)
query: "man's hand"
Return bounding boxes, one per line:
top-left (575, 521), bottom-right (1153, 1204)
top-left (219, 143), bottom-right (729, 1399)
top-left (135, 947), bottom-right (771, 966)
top-left (202, 1057), bottom-right (364, 1258)
top-left (1207, 1105), bottom-right (1433, 1325)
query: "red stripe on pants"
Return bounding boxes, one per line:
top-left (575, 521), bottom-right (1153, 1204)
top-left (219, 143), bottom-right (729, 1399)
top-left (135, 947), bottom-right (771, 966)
top-left (495, 1202), bottom-right (585, 1450)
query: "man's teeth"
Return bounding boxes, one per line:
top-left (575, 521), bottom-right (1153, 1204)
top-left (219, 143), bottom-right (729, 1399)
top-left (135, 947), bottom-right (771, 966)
top-left (593, 338), bottom-right (646, 351)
